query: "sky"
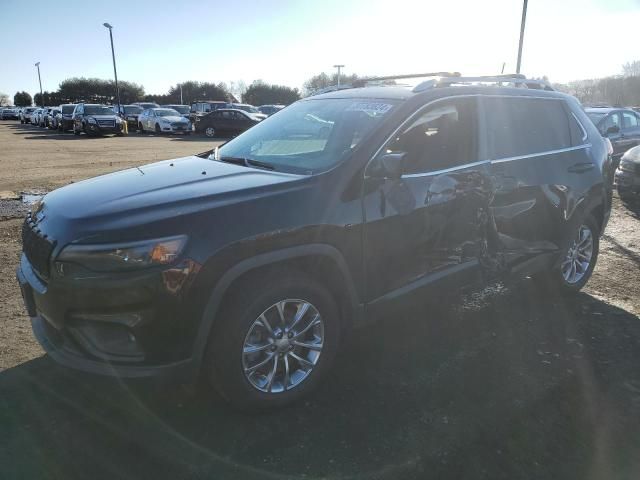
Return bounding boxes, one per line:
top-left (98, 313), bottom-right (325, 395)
top-left (1, 0), bottom-right (640, 101)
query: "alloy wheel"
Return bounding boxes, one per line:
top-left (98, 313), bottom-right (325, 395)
top-left (561, 224), bottom-right (594, 284)
top-left (205, 127), bottom-right (215, 137)
top-left (242, 299), bottom-right (324, 394)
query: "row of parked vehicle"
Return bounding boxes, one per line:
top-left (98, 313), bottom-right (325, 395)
top-left (2, 101), bottom-right (286, 137)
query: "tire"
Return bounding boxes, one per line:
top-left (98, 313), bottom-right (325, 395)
top-left (204, 126), bottom-right (216, 138)
top-left (155, 123), bottom-right (161, 134)
top-left (617, 185), bottom-right (635, 203)
top-left (534, 214), bottom-right (600, 294)
top-left (204, 270), bottom-right (341, 411)
top-left (73, 124), bottom-right (80, 136)
top-left (139, 123), bottom-right (144, 134)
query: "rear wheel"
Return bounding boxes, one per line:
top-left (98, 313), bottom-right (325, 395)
top-left (205, 270), bottom-right (341, 411)
top-left (535, 214), bottom-right (599, 293)
top-left (139, 123), bottom-right (144, 134)
top-left (155, 123), bottom-right (161, 134)
top-left (204, 126), bottom-right (216, 138)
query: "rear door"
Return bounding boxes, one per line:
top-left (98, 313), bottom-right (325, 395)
top-left (363, 96), bottom-right (494, 304)
top-left (483, 95), bottom-right (588, 275)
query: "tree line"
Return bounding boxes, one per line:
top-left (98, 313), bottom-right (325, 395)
top-left (11, 77), bottom-right (303, 108)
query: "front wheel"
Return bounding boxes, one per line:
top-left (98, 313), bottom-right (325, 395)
top-left (155, 123), bottom-right (161, 134)
top-left (205, 270), bottom-right (341, 411)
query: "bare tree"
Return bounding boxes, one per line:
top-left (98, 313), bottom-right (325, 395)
top-left (622, 60), bottom-right (640, 77)
top-left (0, 92), bottom-right (10, 106)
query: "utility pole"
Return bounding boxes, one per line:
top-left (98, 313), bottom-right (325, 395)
top-left (516, 0), bottom-right (528, 74)
top-left (34, 62), bottom-right (43, 106)
top-left (103, 23), bottom-right (122, 112)
top-left (180, 84), bottom-right (183, 104)
top-left (334, 64), bottom-right (345, 88)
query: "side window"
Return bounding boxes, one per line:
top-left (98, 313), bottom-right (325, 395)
top-left (601, 113), bottom-right (621, 134)
top-left (567, 111), bottom-right (587, 146)
top-left (622, 111), bottom-right (638, 129)
top-left (203, 103), bottom-right (212, 113)
top-left (486, 97), bottom-right (571, 158)
top-left (385, 97), bottom-right (478, 174)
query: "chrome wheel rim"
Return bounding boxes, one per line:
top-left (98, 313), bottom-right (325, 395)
top-left (242, 299), bottom-right (324, 394)
top-left (561, 225), bottom-right (593, 284)
top-left (205, 127), bottom-right (215, 137)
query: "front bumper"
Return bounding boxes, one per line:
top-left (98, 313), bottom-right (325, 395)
top-left (160, 123), bottom-right (192, 133)
top-left (16, 253), bottom-right (201, 380)
top-left (86, 123), bottom-right (122, 135)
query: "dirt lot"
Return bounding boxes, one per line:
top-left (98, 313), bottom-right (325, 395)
top-left (1, 120), bottom-right (639, 479)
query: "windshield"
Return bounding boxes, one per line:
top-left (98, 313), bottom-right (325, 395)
top-left (586, 112), bottom-right (606, 125)
top-left (155, 109), bottom-right (180, 117)
top-left (218, 98), bottom-right (397, 174)
top-left (84, 106), bottom-right (113, 115)
top-left (166, 105), bottom-right (189, 114)
top-left (61, 105), bottom-right (75, 113)
top-left (123, 106), bottom-right (143, 114)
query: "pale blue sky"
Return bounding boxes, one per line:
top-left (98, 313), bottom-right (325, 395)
top-left (1, 0), bottom-right (639, 101)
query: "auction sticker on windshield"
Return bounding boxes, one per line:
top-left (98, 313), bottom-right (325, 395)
top-left (346, 102), bottom-right (394, 116)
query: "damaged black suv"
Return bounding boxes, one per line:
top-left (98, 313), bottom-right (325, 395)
top-left (17, 74), bottom-right (612, 410)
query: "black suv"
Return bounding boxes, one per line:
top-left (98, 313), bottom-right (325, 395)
top-left (17, 74), bottom-right (612, 410)
top-left (72, 103), bottom-right (123, 136)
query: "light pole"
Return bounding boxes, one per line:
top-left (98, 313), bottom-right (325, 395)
top-left (334, 64), bottom-right (345, 88)
top-left (516, 0), bottom-right (528, 74)
top-left (180, 84), bottom-right (183, 104)
top-left (103, 23), bottom-right (122, 113)
top-left (34, 62), bottom-right (43, 106)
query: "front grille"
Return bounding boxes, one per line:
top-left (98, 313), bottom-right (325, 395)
top-left (171, 122), bottom-right (186, 129)
top-left (22, 215), bottom-right (56, 278)
top-left (97, 119), bottom-right (116, 127)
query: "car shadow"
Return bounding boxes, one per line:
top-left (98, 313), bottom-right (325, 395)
top-left (2, 282), bottom-right (640, 480)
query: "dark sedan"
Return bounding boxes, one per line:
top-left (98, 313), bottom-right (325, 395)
top-left (615, 145), bottom-right (640, 200)
top-left (194, 108), bottom-right (262, 137)
top-left (585, 107), bottom-right (640, 161)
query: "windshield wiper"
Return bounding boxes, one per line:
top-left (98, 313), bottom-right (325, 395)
top-left (218, 156), bottom-right (275, 171)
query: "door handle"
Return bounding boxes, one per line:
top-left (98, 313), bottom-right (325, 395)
top-left (567, 162), bottom-right (595, 173)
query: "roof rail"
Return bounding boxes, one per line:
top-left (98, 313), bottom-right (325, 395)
top-left (414, 74), bottom-right (554, 92)
top-left (353, 72), bottom-right (461, 87)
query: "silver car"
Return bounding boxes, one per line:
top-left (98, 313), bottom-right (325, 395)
top-left (137, 108), bottom-right (192, 134)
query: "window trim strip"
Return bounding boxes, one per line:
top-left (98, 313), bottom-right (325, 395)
top-left (490, 144), bottom-right (591, 165)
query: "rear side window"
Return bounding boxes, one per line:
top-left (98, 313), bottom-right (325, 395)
top-left (622, 111), bottom-right (639, 129)
top-left (386, 97), bottom-right (478, 174)
top-left (486, 97), bottom-right (572, 159)
top-left (567, 111), bottom-right (587, 146)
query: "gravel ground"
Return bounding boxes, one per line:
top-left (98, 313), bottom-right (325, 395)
top-left (0, 120), bottom-right (639, 479)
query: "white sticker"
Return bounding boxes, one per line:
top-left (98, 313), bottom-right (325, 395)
top-left (346, 102), bottom-right (393, 116)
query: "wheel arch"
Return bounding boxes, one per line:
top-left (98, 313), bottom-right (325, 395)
top-left (190, 244), bottom-right (363, 377)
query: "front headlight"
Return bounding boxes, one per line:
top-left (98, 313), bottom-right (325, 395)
top-left (87, 117), bottom-right (97, 124)
top-left (115, 117), bottom-right (122, 123)
top-left (56, 235), bottom-right (187, 273)
top-left (619, 158), bottom-right (635, 172)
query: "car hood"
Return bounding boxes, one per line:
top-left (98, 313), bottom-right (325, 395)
top-left (622, 145), bottom-right (640, 163)
top-left (159, 115), bottom-right (187, 122)
top-left (36, 155), bottom-right (305, 243)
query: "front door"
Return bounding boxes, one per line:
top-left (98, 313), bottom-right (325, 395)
top-left (362, 96), bottom-right (494, 305)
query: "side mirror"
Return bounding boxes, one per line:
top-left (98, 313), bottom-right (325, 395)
top-left (370, 152), bottom-right (406, 179)
top-left (606, 125), bottom-right (620, 136)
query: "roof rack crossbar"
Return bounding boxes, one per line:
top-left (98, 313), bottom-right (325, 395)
top-left (413, 74), bottom-right (554, 92)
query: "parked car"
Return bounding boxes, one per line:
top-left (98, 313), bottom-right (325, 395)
top-left (258, 104), bottom-right (285, 116)
top-left (137, 107), bottom-right (191, 134)
top-left (585, 107), bottom-right (640, 162)
top-left (231, 103), bottom-right (267, 120)
top-left (1, 107), bottom-right (20, 120)
top-left (57, 104), bottom-right (77, 132)
top-left (194, 108), bottom-right (262, 137)
top-left (47, 108), bottom-right (61, 129)
top-left (132, 102), bottom-right (160, 110)
top-left (43, 107), bottom-right (58, 128)
top-left (190, 100), bottom-right (229, 123)
top-left (20, 107), bottom-right (37, 124)
top-left (615, 145), bottom-right (640, 200)
top-left (112, 104), bottom-right (144, 131)
top-left (72, 103), bottom-right (123, 136)
top-left (161, 104), bottom-right (190, 119)
top-left (16, 75), bottom-right (612, 411)
top-left (30, 108), bottom-right (43, 125)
